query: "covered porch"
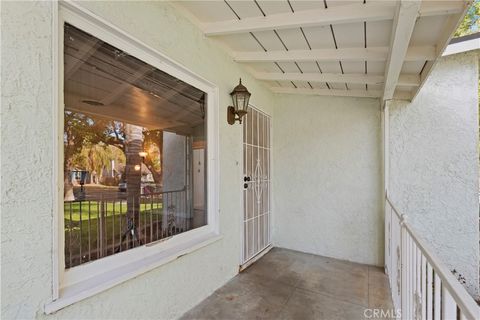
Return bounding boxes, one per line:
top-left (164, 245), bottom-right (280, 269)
top-left (2, 1), bottom-right (480, 319)
top-left (181, 248), bottom-right (393, 320)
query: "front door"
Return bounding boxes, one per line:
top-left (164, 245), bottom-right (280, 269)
top-left (241, 106), bottom-right (271, 265)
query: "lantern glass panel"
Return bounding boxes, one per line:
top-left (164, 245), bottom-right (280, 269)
top-left (236, 94), bottom-right (246, 112)
top-left (243, 93), bottom-right (250, 111)
top-left (231, 93), bottom-right (239, 110)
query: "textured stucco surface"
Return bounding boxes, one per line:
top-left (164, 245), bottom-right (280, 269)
top-left (1, 1), bottom-right (275, 319)
top-left (1, 2), bottom-right (55, 319)
top-left (272, 94), bottom-right (384, 266)
top-left (388, 52), bottom-right (479, 299)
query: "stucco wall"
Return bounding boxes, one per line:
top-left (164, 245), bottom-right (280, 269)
top-left (272, 94), bottom-right (384, 266)
top-left (388, 52), bottom-right (479, 298)
top-left (1, 1), bottom-right (275, 319)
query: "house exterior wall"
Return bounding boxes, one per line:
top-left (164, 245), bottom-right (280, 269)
top-left (272, 95), bottom-right (384, 266)
top-left (1, 1), bottom-right (275, 319)
top-left (388, 52), bottom-right (479, 298)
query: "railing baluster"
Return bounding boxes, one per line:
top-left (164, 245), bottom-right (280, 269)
top-left (442, 286), bottom-right (457, 320)
top-left (104, 197), bottom-right (108, 255)
top-left (177, 192), bottom-right (180, 232)
top-left (427, 263), bottom-right (433, 320)
top-left (99, 197), bottom-right (104, 257)
top-left (421, 255), bottom-right (427, 320)
top-left (88, 201), bottom-right (91, 262)
top-left (69, 202), bottom-right (73, 268)
top-left (137, 196), bottom-right (141, 246)
top-left (406, 233), bottom-right (410, 320)
top-left (169, 192), bottom-right (173, 235)
top-left (410, 237), bottom-right (414, 320)
top-left (140, 197), bottom-right (144, 242)
top-left (150, 194), bottom-right (153, 242)
top-left (112, 199), bottom-right (115, 255)
top-left (415, 243), bottom-right (420, 318)
top-left (434, 273), bottom-right (441, 320)
top-left (184, 191), bottom-right (187, 231)
top-left (79, 201), bottom-right (83, 264)
top-left (97, 200), bottom-right (100, 258)
top-left (401, 218), bottom-right (407, 319)
top-left (119, 199), bottom-right (123, 252)
top-left (157, 194), bottom-right (161, 239)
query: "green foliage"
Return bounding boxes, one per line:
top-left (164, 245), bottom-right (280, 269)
top-left (64, 111), bottom-right (126, 172)
top-left (454, 0), bottom-right (480, 37)
top-left (70, 143), bottom-right (126, 176)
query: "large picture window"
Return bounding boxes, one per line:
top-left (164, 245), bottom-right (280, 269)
top-left (63, 23), bottom-right (207, 269)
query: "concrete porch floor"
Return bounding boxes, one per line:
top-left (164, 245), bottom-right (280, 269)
top-left (181, 248), bottom-right (394, 320)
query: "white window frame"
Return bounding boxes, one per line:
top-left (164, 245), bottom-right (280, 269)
top-left (46, 1), bottom-right (220, 313)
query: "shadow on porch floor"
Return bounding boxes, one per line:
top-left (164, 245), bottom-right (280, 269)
top-left (181, 248), bottom-right (394, 320)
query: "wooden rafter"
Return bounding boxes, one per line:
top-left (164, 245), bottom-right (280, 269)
top-left (382, 0), bottom-right (422, 101)
top-left (411, 1), bottom-right (472, 101)
top-left (254, 72), bottom-right (420, 87)
top-left (269, 87), bottom-right (382, 98)
top-left (233, 46), bottom-right (435, 63)
top-left (270, 87), bottom-right (415, 100)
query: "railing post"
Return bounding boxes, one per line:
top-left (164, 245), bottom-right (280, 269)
top-left (400, 214), bottom-right (408, 320)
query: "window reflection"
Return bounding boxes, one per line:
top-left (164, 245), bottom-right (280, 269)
top-left (63, 24), bottom-right (207, 268)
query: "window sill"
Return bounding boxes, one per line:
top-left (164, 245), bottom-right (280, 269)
top-left (44, 232), bottom-right (222, 314)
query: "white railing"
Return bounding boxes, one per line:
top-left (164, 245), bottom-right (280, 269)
top-left (385, 195), bottom-right (479, 320)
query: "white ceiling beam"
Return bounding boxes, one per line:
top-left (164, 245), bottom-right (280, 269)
top-left (398, 74), bottom-right (421, 87)
top-left (202, 1), bottom-right (460, 36)
top-left (269, 87), bottom-right (416, 99)
top-left (234, 46), bottom-right (435, 63)
top-left (419, 1), bottom-right (465, 17)
top-left (412, 1), bottom-right (471, 101)
top-left (393, 90), bottom-right (413, 100)
top-left (255, 72), bottom-right (420, 86)
top-left (382, 0), bottom-right (422, 101)
top-left (270, 86), bottom-right (381, 98)
top-left (204, 2), bottom-right (395, 36)
top-left (443, 36), bottom-right (480, 56)
top-left (256, 72), bottom-right (384, 85)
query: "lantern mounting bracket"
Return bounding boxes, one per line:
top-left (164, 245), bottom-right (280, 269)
top-left (227, 107), bottom-right (247, 125)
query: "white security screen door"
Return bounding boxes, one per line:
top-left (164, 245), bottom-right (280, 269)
top-left (242, 106), bottom-right (271, 265)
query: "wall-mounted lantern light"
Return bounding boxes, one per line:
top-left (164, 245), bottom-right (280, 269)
top-left (227, 78), bottom-right (251, 125)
